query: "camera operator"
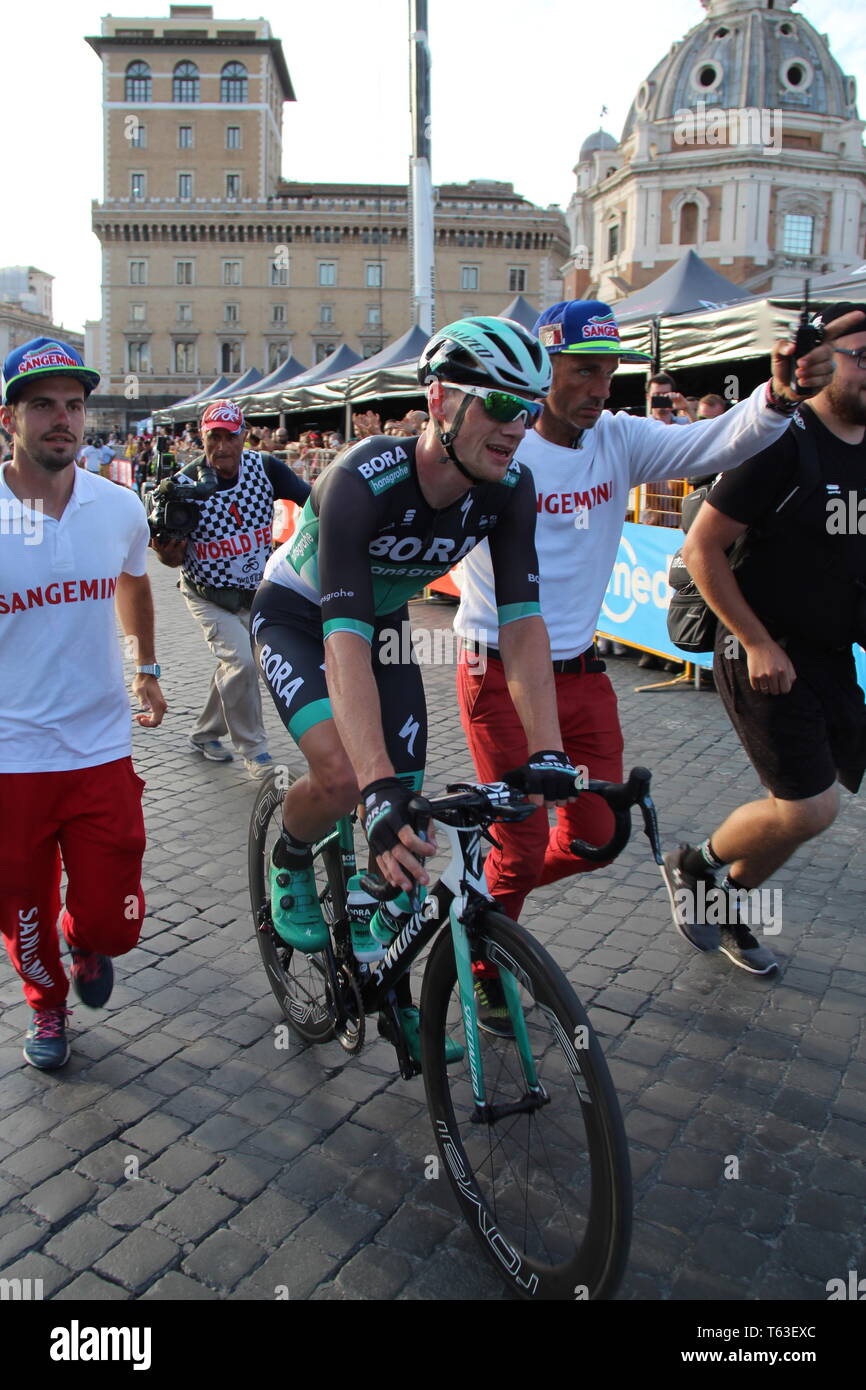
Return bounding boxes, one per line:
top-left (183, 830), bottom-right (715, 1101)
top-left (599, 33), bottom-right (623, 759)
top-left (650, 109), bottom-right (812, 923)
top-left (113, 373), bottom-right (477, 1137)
top-left (667, 303), bottom-right (866, 974)
top-left (151, 399), bottom-right (309, 778)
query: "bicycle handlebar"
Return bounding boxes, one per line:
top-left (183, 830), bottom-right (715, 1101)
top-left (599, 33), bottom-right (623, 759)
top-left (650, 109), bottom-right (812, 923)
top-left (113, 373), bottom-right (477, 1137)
top-left (570, 766), bottom-right (663, 866)
top-left (359, 770), bottom-right (663, 901)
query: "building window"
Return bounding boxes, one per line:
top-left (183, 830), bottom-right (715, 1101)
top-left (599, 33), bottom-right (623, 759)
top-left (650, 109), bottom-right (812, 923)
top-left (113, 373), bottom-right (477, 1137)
top-left (178, 125), bottom-right (193, 149)
top-left (268, 342), bottom-right (290, 372)
top-left (174, 342), bottom-right (196, 373)
top-left (220, 61), bottom-right (248, 103)
top-left (365, 262), bottom-right (384, 289)
top-left (225, 173), bottom-right (240, 200)
top-left (318, 262), bottom-right (337, 287)
top-left (125, 60), bottom-right (151, 102)
top-left (315, 343), bottom-right (336, 363)
top-left (271, 304), bottom-right (286, 324)
top-left (362, 342), bottom-right (382, 358)
top-left (319, 304), bottom-right (334, 324)
top-left (178, 173), bottom-right (193, 201)
top-left (176, 261), bottom-right (194, 286)
top-left (177, 303), bottom-right (192, 323)
top-left (679, 202), bottom-right (698, 245)
top-left (222, 261), bottom-right (242, 286)
top-left (224, 303), bottom-right (240, 324)
top-left (366, 305), bottom-right (382, 325)
top-left (130, 303), bottom-right (146, 323)
top-left (127, 341), bottom-right (150, 372)
top-left (130, 173), bottom-right (146, 201)
top-left (461, 265), bottom-right (479, 291)
top-left (173, 61), bottom-right (199, 103)
top-left (226, 125), bottom-right (241, 150)
top-left (783, 214), bottom-right (814, 256)
top-left (128, 260), bottom-right (147, 285)
top-left (221, 342), bottom-right (242, 373)
top-left (270, 261), bottom-right (288, 287)
top-left (508, 267), bottom-right (527, 293)
top-left (607, 224), bottom-right (620, 260)
top-left (129, 121), bottom-right (146, 149)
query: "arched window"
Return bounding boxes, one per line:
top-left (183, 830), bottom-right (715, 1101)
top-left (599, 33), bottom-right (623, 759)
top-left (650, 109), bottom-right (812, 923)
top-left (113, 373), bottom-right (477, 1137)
top-left (173, 61), bottom-right (200, 103)
top-left (125, 61), bottom-right (151, 102)
top-left (221, 62), bottom-right (248, 103)
top-left (679, 201), bottom-right (698, 244)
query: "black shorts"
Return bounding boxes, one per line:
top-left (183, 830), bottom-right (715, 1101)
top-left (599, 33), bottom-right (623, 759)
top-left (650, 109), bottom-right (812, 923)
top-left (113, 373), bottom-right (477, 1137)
top-left (713, 628), bottom-right (866, 800)
top-left (250, 580), bottom-right (427, 786)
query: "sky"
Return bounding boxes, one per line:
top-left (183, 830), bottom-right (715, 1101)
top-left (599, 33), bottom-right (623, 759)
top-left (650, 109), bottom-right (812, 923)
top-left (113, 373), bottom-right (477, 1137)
top-left (0, 0), bottom-right (862, 334)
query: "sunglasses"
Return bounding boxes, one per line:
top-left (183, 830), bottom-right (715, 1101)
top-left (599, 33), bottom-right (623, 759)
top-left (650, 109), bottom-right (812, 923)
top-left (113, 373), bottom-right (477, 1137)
top-left (833, 347), bottom-right (866, 370)
top-left (443, 382), bottom-right (543, 424)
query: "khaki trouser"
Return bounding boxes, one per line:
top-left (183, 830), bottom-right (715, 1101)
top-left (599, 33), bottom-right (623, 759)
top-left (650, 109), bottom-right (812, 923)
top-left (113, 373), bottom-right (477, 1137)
top-left (180, 578), bottom-right (268, 759)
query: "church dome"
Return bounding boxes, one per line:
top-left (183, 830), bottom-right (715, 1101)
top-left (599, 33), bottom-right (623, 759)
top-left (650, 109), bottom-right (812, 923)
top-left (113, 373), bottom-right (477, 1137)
top-left (578, 128), bottom-right (618, 162)
top-left (622, 0), bottom-right (858, 143)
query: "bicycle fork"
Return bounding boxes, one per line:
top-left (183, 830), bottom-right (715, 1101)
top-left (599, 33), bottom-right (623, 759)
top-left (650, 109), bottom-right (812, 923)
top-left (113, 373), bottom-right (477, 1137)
top-left (439, 822), bottom-right (547, 1124)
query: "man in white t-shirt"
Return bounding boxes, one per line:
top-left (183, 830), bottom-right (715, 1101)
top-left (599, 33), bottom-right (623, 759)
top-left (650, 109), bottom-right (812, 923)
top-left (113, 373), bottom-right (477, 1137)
top-left (0, 336), bottom-right (167, 1071)
top-left (455, 299), bottom-right (843, 921)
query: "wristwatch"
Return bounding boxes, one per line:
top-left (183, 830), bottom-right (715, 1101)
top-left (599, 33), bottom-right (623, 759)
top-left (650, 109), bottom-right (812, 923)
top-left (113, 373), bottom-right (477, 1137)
top-left (136, 664), bottom-right (161, 678)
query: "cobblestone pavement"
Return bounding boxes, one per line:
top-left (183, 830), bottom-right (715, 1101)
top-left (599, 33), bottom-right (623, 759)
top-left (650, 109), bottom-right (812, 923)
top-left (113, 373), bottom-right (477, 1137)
top-left (1, 554), bottom-right (864, 1302)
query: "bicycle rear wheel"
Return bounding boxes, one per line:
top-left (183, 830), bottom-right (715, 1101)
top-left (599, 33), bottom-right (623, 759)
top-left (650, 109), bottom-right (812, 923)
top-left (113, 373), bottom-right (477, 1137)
top-left (248, 773), bottom-right (343, 1044)
top-left (420, 910), bottom-right (631, 1300)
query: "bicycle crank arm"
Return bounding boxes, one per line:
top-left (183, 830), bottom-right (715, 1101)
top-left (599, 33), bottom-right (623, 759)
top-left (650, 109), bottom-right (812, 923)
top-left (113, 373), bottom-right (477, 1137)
top-left (471, 1085), bottom-right (550, 1126)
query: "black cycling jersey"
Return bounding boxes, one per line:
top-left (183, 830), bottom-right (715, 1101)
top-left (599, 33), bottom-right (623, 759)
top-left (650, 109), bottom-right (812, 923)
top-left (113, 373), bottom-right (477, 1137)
top-left (263, 434), bottom-right (542, 642)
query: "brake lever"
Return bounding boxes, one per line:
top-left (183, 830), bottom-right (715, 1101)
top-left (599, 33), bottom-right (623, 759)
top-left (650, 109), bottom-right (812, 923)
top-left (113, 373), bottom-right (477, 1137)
top-left (638, 790), bottom-right (664, 865)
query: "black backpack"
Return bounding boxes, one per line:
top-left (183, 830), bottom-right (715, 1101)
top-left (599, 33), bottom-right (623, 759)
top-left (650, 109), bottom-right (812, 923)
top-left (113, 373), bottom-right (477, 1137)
top-left (666, 418), bottom-right (822, 655)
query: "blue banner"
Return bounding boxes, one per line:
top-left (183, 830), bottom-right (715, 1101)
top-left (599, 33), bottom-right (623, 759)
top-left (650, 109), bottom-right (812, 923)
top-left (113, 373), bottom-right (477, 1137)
top-left (597, 522), bottom-right (713, 669)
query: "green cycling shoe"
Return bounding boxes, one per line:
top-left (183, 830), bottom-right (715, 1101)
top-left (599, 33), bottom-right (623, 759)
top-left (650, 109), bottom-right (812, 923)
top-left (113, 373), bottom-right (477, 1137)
top-left (269, 851), bottom-right (329, 953)
top-left (400, 1006), bottom-right (464, 1067)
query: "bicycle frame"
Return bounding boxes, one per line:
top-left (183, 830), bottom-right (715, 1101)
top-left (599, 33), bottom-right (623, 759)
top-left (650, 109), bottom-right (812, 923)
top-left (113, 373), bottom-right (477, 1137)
top-left (327, 809), bottom-right (541, 1107)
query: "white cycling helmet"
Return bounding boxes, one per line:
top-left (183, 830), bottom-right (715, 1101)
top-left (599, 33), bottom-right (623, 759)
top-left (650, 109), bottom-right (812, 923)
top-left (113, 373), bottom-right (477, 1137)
top-left (418, 316), bottom-right (552, 397)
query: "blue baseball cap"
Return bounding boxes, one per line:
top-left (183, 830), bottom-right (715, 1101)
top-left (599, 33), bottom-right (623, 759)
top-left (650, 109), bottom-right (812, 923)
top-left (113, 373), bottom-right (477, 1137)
top-left (533, 301), bottom-right (651, 362)
top-left (2, 337), bottom-right (100, 404)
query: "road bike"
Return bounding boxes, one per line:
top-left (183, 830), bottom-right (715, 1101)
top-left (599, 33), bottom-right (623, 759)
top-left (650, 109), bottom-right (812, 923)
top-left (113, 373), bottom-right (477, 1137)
top-left (248, 767), bottom-right (663, 1300)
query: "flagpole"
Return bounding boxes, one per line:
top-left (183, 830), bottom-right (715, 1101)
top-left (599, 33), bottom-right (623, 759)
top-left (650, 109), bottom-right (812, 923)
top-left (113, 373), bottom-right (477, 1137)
top-left (409, 0), bottom-right (435, 334)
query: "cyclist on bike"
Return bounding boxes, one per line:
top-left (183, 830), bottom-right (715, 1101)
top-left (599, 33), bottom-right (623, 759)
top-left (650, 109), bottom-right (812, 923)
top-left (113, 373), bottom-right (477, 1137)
top-left (250, 318), bottom-right (578, 1051)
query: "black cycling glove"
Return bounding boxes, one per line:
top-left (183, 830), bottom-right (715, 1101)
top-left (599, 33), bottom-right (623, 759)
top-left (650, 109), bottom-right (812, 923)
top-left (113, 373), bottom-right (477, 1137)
top-left (361, 778), bottom-right (418, 858)
top-left (503, 750), bottom-right (580, 801)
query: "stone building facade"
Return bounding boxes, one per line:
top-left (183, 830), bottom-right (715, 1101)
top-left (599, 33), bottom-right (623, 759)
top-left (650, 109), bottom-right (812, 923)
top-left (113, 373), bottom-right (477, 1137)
top-left (87, 6), bottom-right (567, 416)
top-left (563, 0), bottom-right (866, 303)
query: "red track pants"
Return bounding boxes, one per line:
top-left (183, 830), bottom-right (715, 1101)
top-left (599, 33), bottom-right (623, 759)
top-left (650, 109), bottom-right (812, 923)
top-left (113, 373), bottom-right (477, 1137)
top-left (457, 653), bottom-right (624, 920)
top-left (0, 758), bottom-right (146, 1009)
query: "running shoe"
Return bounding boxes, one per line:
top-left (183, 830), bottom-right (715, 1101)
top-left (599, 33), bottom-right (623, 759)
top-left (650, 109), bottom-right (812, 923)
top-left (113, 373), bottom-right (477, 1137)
top-left (719, 921), bottom-right (778, 975)
top-left (245, 753), bottom-right (274, 780)
top-left (660, 846), bottom-right (721, 952)
top-left (70, 949), bottom-right (114, 1008)
top-left (189, 737), bottom-right (233, 762)
top-left (23, 1007), bottom-right (71, 1071)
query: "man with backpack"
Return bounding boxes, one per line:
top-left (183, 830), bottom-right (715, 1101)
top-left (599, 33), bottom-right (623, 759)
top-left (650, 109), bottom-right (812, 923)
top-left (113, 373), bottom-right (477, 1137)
top-left (663, 303), bottom-right (866, 974)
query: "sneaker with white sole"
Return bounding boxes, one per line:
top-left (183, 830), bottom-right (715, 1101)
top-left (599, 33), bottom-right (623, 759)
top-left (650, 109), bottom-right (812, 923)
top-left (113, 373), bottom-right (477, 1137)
top-left (189, 737), bottom-right (233, 762)
top-left (660, 846), bottom-right (721, 953)
top-left (718, 921), bottom-right (778, 975)
top-left (23, 1007), bottom-right (71, 1070)
top-left (245, 753), bottom-right (274, 780)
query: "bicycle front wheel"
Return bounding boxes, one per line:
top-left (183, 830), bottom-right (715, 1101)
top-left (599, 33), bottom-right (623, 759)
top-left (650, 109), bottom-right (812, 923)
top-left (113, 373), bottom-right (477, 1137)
top-left (248, 773), bottom-right (341, 1044)
top-left (420, 910), bottom-right (631, 1300)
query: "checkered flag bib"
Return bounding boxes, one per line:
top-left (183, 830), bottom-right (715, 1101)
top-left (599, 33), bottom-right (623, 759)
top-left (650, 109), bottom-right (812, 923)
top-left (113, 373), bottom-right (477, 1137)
top-left (182, 450), bottom-right (276, 591)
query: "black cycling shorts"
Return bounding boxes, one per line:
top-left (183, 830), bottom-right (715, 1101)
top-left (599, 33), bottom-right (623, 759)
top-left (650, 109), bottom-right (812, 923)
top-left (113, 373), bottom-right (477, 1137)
top-left (714, 628), bottom-right (866, 800)
top-left (250, 580), bottom-right (427, 786)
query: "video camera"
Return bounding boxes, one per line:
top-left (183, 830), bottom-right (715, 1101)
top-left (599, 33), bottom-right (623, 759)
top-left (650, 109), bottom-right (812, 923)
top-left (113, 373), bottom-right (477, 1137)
top-left (146, 438), bottom-right (219, 541)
